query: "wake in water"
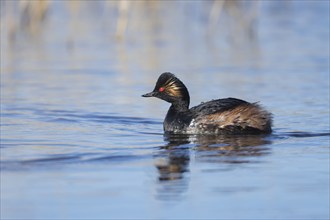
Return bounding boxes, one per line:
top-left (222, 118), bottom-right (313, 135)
top-left (279, 131), bottom-right (330, 138)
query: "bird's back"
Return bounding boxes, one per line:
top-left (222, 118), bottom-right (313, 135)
top-left (187, 98), bottom-right (272, 134)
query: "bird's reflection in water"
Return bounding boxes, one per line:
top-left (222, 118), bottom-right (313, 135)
top-left (155, 135), bottom-right (191, 182)
top-left (154, 133), bottom-right (271, 200)
top-left (154, 134), bottom-right (191, 201)
top-left (192, 134), bottom-right (271, 164)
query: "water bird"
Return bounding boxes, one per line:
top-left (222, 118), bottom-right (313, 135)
top-left (142, 72), bottom-right (272, 135)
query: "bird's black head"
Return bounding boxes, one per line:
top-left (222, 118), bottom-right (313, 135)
top-left (142, 72), bottom-right (190, 110)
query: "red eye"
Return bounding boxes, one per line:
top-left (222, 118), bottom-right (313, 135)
top-left (159, 87), bottom-right (165, 92)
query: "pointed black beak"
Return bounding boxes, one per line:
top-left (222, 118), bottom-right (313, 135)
top-left (142, 91), bottom-right (156, 97)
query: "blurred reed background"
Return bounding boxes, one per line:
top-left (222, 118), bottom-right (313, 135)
top-left (1, 0), bottom-right (261, 73)
top-left (1, 0), bottom-right (258, 42)
top-left (1, 0), bottom-right (328, 113)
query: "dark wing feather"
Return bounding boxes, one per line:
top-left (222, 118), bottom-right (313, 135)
top-left (190, 98), bottom-right (248, 116)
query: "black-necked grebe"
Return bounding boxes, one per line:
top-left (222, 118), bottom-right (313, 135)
top-left (142, 72), bottom-right (272, 135)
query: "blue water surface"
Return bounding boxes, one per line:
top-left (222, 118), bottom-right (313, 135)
top-left (1, 1), bottom-right (329, 219)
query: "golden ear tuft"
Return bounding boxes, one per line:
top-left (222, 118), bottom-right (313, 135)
top-left (163, 78), bottom-right (183, 97)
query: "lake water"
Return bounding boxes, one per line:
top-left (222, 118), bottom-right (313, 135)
top-left (1, 1), bottom-right (329, 219)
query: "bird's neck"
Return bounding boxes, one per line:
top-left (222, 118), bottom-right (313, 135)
top-left (171, 100), bottom-right (189, 113)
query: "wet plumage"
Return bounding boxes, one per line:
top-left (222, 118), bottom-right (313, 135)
top-left (142, 72), bottom-right (272, 135)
